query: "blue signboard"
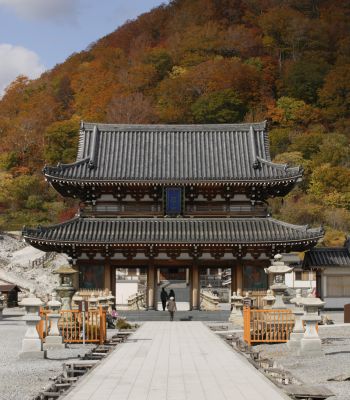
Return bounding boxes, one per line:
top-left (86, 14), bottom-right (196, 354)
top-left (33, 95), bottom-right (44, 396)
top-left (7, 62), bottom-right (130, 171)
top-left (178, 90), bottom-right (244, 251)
top-left (165, 187), bottom-right (182, 215)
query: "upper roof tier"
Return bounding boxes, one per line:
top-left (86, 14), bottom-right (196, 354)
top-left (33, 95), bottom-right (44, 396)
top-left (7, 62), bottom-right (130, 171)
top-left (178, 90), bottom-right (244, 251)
top-left (43, 122), bottom-right (302, 189)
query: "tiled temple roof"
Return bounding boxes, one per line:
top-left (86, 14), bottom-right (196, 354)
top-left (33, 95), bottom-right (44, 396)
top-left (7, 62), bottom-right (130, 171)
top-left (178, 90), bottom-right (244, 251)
top-left (23, 217), bottom-right (323, 249)
top-left (43, 122), bottom-right (302, 185)
top-left (303, 247), bottom-right (350, 268)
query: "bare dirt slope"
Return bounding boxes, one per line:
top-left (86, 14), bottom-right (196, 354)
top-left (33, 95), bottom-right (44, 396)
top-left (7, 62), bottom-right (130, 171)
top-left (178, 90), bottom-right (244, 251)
top-left (0, 233), bottom-right (67, 297)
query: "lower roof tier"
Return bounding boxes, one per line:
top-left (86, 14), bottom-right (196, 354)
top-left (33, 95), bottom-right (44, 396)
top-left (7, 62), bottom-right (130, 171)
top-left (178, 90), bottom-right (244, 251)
top-left (23, 217), bottom-right (323, 254)
top-left (303, 247), bottom-right (350, 268)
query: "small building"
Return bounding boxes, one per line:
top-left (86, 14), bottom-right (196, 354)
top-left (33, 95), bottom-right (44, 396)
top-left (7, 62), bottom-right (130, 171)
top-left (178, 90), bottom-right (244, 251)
top-left (283, 253), bottom-right (316, 291)
top-left (303, 239), bottom-right (350, 309)
top-left (23, 122), bottom-right (323, 310)
top-left (0, 281), bottom-right (21, 307)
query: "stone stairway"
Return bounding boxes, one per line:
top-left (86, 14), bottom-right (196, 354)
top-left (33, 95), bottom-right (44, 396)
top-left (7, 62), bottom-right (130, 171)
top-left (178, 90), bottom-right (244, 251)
top-left (157, 280), bottom-right (190, 310)
top-left (118, 310), bottom-right (231, 322)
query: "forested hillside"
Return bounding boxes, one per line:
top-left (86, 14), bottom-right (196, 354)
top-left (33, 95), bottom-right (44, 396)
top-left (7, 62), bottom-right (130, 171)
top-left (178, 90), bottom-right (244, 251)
top-left (0, 0), bottom-right (349, 245)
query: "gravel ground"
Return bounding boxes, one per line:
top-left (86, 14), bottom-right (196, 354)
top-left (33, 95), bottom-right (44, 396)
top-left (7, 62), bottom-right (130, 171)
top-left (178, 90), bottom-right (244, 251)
top-left (253, 325), bottom-right (350, 400)
top-left (0, 310), bottom-right (95, 400)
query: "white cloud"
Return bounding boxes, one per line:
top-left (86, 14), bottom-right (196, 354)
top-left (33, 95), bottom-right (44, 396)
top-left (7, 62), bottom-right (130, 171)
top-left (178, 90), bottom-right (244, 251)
top-left (0, 44), bottom-right (45, 96)
top-left (0, 0), bottom-right (79, 22)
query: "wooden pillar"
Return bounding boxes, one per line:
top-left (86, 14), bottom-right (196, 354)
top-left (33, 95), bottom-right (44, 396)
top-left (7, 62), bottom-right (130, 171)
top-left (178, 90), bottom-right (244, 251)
top-left (147, 264), bottom-right (156, 310)
top-left (316, 269), bottom-right (322, 299)
top-left (192, 263), bottom-right (200, 310)
top-left (186, 268), bottom-right (190, 285)
top-left (104, 260), bottom-right (111, 291)
top-left (231, 266), bottom-right (236, 296)
top-left (236, 262), bottom-right (243, 295)
top-left (72, 264), bottom-right (79, 290)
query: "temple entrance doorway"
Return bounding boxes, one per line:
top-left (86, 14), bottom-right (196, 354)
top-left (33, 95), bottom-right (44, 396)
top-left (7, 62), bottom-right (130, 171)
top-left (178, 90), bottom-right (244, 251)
top-left (114, 267), bottom-right (147, 309)
top-left (156, 267), bottom-right (190, 311)
top-left (199, 267), bottom-right (231, 311)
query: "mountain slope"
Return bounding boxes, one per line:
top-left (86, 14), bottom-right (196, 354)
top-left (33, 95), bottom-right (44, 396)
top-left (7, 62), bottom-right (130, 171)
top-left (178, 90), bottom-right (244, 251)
top-left (0, 0), bottom-right (349, 245)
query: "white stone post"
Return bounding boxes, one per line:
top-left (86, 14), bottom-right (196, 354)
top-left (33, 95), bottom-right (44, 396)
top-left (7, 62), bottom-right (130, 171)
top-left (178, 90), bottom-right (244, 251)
top-left (19, 290), bottom-right (46, 359)
top-left (229, 290), bottom-right (244, 325)
top-left (43, 292), bottom-right (65, 350)
top-left (287, 289), bottom-right (304, 350)
top-left (0, 291), bottom-right (5, 320)
top-left (299, 290), bottom-right (325, 357)
top-left (229, 291), bottom-right (237, 321)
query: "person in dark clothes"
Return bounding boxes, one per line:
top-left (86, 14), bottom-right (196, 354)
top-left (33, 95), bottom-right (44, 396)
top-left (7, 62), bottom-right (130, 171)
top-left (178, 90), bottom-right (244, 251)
top-left (160, 287), bottom-right (168, 311)
top-left (169, 289), bottom-right (175, 300)
top-left (167, 297), bottom-right (177, 321)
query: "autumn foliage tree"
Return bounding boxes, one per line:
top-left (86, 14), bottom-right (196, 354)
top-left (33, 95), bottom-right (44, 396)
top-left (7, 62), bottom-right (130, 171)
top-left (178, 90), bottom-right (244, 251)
top-left (0, 0), bottom-right (349, 244)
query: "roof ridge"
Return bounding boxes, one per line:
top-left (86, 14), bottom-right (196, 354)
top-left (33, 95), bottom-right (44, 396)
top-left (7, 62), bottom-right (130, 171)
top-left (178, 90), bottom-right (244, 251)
top-left (81, 121), bottom-right (268, 132)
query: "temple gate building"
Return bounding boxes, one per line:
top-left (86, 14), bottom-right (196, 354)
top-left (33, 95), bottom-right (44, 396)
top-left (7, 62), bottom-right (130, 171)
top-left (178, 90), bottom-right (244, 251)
top-left (23, 122), bottom-right (323, 310)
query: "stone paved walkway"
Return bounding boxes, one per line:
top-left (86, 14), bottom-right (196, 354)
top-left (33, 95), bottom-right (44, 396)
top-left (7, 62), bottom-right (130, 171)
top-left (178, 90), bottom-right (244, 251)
top-left (64, 322), bottom-right (288, 400)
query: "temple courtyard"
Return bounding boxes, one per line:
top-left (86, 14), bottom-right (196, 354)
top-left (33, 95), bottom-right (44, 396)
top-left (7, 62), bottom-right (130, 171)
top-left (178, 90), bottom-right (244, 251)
top-left (62, 321), bottom-right (289, 400)
top-left (1, 310), bottom-right (350, 399)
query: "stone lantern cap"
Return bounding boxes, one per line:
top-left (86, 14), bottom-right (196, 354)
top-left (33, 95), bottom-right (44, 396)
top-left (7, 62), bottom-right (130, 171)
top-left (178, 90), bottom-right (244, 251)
top-left (299, 296), bottom-right (325, 308)
top-left (231, 292), bottom-right (243, 301)
top-left (53, 265), bottom-right (78, 275)
top-left (88, 294), bottom-right (98, 303)
top-left (107, 291), bottom-right (115, 300)
top-left (290, 289), bottom-right (303, 307)
top-left (265, 254), bottom-right (293, 275)
top-left (97, 293), bottom-right (107, 302)
top-left (263, 290), bottom-right (275, 301)
top-left (19, 290), bottom-right (43, 307)
top-left (47, 292), bottom-right (61, 310)
top-left (72, 291), bottom-right (83, 302)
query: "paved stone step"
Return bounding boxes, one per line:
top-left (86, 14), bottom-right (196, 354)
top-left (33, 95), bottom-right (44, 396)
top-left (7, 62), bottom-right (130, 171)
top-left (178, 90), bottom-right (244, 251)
top-left (118, 310), bottom-right (230, 321)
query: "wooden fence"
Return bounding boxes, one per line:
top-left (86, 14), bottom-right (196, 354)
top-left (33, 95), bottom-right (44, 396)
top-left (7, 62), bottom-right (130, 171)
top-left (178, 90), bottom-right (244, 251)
top-left (243, 306), bottom-right (294, 346)
top-left (38, 307), bottom-right (107, 344)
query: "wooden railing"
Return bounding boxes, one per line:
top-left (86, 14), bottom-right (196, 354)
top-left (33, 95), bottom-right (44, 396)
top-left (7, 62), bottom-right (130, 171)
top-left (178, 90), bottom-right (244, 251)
top-left (38, 307), bottom-right (107, 344)
top-left (243, 306), bottom-right (294, 346)
top-left (29, 252), bottom-right (55, 268)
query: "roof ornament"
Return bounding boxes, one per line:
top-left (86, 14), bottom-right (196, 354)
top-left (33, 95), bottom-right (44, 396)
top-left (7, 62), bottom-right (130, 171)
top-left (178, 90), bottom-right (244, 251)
top-left (88, 125), bottom-right (100, 169)
top-left (249, 125), bottom-right (261, 170)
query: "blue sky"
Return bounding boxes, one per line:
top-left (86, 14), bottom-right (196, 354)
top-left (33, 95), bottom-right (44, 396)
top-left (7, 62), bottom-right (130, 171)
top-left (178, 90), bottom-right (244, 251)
top-left (0, 0), bottom-right (167, 95)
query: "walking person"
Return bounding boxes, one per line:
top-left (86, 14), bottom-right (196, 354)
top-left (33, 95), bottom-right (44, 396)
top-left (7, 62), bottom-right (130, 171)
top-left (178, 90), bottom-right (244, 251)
top-left (160, 287), bottom-right (168, 311)
top-left (167, 296), bottom-right (177, 321)
top-left (169, 289), bottom-right (175, 300)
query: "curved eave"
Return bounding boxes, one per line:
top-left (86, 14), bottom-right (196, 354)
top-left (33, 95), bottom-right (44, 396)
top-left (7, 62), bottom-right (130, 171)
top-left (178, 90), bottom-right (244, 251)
top-left (44, 174), bottom-right (302, 187)
top-left (22, 217), bottom-right (324, 251)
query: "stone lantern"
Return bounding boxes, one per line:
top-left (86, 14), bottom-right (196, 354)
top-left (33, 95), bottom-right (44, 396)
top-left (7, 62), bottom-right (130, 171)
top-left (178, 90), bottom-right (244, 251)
top-left (262, 289), bottom-right (276, 309)
top-left (97, 291), bottom-right (108, 311)
top-left (264, 254), bottom-right (293, 309)
top-left (287, 289), bottom-right (304, 350)
top-left (299, 290), bottom-right (325, 357)
top-left (72, 291), bottom-right (83, 310)
top-left (229, 289), bottom-right (244, 325)
top-left (88, 293), bottom-right (98, 310)
top-left (53, 265), bottom-right (78, 310)
top-left (19, 289), bottom-right (46, 359)
top-left (107, 290), bottom-right (115, 309)
top-left (0, 291), bottom-right (5, 320)
top-left (43, 292), bottom-right (65, 350)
